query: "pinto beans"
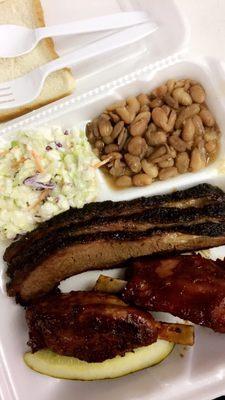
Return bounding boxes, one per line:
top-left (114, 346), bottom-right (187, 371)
top-left (175, 152), bottom-right (190, 173)
top-left (111, 121), bottom-right (124, 140)
top-left (152, 107), bottom-right (169, 131)
top-left (159, 167), bottom-right (178, 180)
top-left (124, 154), bottom-right (142, 173)
top-left (204, 129), bottom-right (218, 142)
top-left (199, 109), bottom-right (215, 127)
top-left (128, 137), bottom-right (147, 156)
top-left (145, 130), bottom-right (167, 146)
top-left (205, 141), bottom-right (217, 153)
top-left (148, 145), bottom-right (167, 161)
top-left (169, 135), bottom-right (187, 152)
top-left (141, 159), bottom-right (159, 178)
top-left (175, 104), bottom-right (201, 129)
top-left (158, 158), bottom-right (174, 168)
top-left (115, 176), bottom-right (132, 187)
top-left (182, 119), bottom-right (195, 142)
top-left (133, 173), bottom-right (152, 186)
top-left (130, 112), bottom-right (151, 136)
top-left (87, 78), bottom-right (220, 188)
top-left (172, 88), bottom-right (192, 106)
top-left (192, 115), bottom-right (204, 134)
top-left (98, 118), bottom-right (113, 137)
top-left (116, 107), bottom-right (134, 124)
top-left (95, 140), bottom-right (105, 151)
top-left (104, 144), bottom-right (119, 154)
top-left (190, 85), bottom-right (205, 103)
top-left (137, 93), bottom-right (150, 106)
top-left (126, 96), bottom-right (140, 115)
top-left (190, 148), bottom-right (206, 171)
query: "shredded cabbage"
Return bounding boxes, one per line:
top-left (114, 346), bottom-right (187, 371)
top-left (0, 126), bottom-right (98, 240)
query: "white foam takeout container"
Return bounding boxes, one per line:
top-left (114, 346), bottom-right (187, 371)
top-left (1, 1), bottom-right (225, 400)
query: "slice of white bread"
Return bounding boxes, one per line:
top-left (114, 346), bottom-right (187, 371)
top-left (0, 0), bottom-right (75, 122)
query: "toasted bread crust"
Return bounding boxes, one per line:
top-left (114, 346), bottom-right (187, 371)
top-left (0, 0), bottom-right (75, 123)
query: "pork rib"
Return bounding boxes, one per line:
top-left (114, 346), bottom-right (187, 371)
top-left (122, 254), bottom-right (225, 333)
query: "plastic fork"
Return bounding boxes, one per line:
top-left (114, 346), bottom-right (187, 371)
top-left (0, 22), bottom-right (157, 110)
top-left (0, 11), bottom-right (150, 58)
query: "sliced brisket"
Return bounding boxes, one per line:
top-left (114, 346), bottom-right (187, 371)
top-left (4, 183), bottom-right (223, 264)
top-left (5, 184), bottom-right (225, 303)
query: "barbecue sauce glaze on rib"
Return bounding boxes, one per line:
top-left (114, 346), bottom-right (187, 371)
top-left (122, 254), bottom-right (225, 333)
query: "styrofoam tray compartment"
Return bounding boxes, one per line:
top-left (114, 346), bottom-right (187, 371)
top-left (1, 57), bottom-right (225, 203)
top-left (1, 1), bottom-right (225, 400)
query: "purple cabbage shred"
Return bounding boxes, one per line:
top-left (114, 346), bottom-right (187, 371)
top-left (23, 175), bottom-right (55, 190)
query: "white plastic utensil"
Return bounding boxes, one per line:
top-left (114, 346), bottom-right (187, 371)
top-left (0, 22), bottom-right (157, 110)
top-left (0, 11), bottom-right (151, 58)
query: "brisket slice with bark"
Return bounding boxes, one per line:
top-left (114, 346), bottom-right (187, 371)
top-left (6, 201), bottom-right (225, 276)
top-left (4, 183), bottom-right (223, 264)
top-left (4, 184), bottom-right (225, 303)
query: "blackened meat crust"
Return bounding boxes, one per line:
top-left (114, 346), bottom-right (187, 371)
top-left (6, 201), bottom-right (225, 275)
top-left (4, 183), bottom-right (223, 264)
top-left (5, 184), bottom-right (225, 302)
top-left (6, 222), bottom-right (225, 280)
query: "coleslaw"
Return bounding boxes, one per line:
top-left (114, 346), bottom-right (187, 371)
top-left (0, 126), bottom-right (98, 240)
